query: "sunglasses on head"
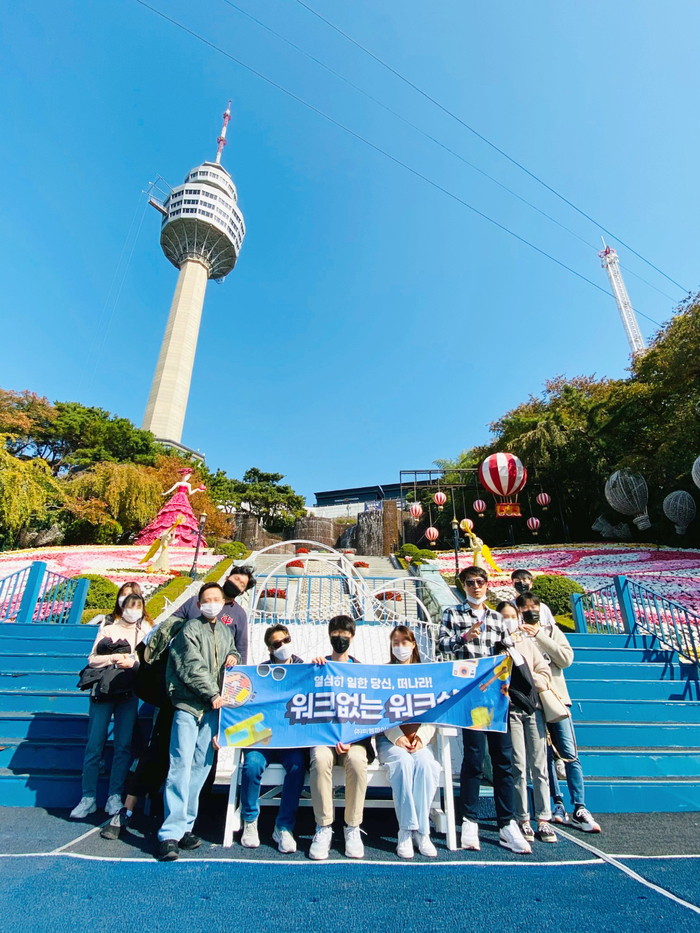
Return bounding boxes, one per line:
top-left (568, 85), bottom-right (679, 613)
top-left (270, 635), bottom-right (292, 649)
top-left (464, 578), bottom-right (487, 588)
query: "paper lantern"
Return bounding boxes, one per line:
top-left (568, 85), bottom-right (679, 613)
top-left (527, 517), bottom-right (541, 535)
top-left (605, 470), bottom-right (651, 530)
top-left (663, 490), bottom-right (696, 535)
top-left (409, 502), bottom-right (423, 520)
top-left (433, 491), bottom-right (447, 511)
top-left (425, 526), bottom-right (439, 546)
top-left (460, 518), bottom-right (474, 532)
top-left (536, 493), bottom-right (551, 510)
top-left (473, 499), bottom-right (487, 517)
top-left (479, 453), bottom-right (527, 518)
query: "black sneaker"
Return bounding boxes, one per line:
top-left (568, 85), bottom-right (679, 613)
top-left (178, 832), bottom-right (202, 850)
top-left (158, 839), bottom-right (180, 861)
top-left (100, 807), bottom-right (130, 840)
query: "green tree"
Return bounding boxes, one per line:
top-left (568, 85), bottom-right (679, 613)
top-left (66, 461), bottom-right (163, 540)
top-left (0, 435), bottom-right (64, 537)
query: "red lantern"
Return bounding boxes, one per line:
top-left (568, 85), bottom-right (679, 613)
top-left (527, 517), bottom-right (541, 535)
top-left (473, 499), bottom-right (487, 517)
top-left (479, 453), bottom-right (527, 518)
top-left (536, 492), bottom-right (551, 510)
top-left (433, 491), bottom-right (446, 511)
top-left (460, 518), bottom-right (473, 532)
top-left (410, 502), bottom-right (423, 520)
top-left (425, 526), bottom-right (439, 546)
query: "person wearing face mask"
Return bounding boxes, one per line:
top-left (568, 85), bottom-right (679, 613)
top-left (238, 625), bottom-right (306, 854)
top-left (157, 583), bottom-right (240, 861)
top-left (510, 571), bottom-right (556, 632)
top-left (173, 566), bottom-right (255, 663)
top-left (85, 581), bottom-right (145, 626)
top-left (308, 616), bottom-right (374, 861)
top-left (377, 626), bottom-right (440, 859)
top-left (70, 594), bottom-right (152, 820)
top-left (515, 593), bottom-right (601, 834)
top-left (437, 566), bottom-right (531, 855)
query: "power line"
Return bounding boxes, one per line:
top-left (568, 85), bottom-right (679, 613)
top-left (221, 0), bottom-right (677, 306)
top-left (133, 0), bottom-right (662, 329)
top-left (294, 0), bottom-right (689, 295)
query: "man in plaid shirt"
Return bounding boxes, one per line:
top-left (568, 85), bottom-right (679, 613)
top-left (437, 565), bottom-right (531, 855)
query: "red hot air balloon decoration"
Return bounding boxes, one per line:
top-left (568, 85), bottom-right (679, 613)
top-left (425, 526), bottom-right (439, 546)
top-left (479, 453), bottom-right (528, 518)
top-left (460, 518), bottom-right (474, 532)
top-left (527, 517), bottom-right (541, 535)
top-left (536, 493), bottom-right (551, 510)
top-left (410, 502), bottom-right (423, 520)
top-left (433, 491), bottom-right (446, 511)
top-left (473, 499), bottom-right (487, 517)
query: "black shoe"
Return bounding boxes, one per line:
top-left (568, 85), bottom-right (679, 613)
top-left (178, 832), bottom-right (202, 850)
top-left (158, 839), bottom-right (180, 861)
top-left (101, 808), bottom-right (130, 840)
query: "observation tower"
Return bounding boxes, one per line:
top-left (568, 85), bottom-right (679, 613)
top-left (143, 101), bottom-right (246, 450)
top-left (599, 241), bottom-right (646, 358)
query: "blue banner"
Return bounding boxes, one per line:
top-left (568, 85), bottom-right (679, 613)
top-left (218, 657), bottom-right (512, 748)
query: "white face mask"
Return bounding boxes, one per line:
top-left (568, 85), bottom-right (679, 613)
top-left (200, 602), bottom-right (223, 620)
top-left (392, 644), bottom-right (413, 663)
top-left (121, 608), bottom-right (142, 624)
top-left (273, 642), bottom-right (293, 662)
top-left (465, 593), bottom-right (487, 607)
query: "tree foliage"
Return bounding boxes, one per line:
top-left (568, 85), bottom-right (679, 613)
top-left (0, 434), bottom-right (64, 536)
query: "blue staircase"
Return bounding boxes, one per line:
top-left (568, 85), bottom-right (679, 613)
top-left (567, 630), bottom-right (700, 812)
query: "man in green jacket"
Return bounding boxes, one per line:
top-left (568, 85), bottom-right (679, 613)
top-left (158, 583), bottom-right (240, 861)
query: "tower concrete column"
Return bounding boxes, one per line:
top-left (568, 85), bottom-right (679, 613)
top-left (142, 258), bottom-right (210, 442)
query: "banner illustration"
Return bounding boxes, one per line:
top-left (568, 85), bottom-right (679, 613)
top-left (218, 657), bottom-right (511, 749)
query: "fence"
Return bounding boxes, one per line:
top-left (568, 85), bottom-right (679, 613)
top-left (571, 574), bottom-right (700, 664)
top-left (0, 561), bottom-right (89, 624)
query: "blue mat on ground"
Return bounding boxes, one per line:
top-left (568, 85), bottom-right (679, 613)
top-left (2, 857), bottom-right (700, 933)
top-left (621, 857), bottom-right (700, 910)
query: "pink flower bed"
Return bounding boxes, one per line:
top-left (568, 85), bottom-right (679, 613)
top-left (434, 543), bottom-right (700, 613)
top-left (0, 545), bottom-right (220, 598)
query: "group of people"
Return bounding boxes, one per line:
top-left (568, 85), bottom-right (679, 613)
top-left (69, 560), bottom-right (600, 861)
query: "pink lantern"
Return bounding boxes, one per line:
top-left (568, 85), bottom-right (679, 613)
top-left (473, 499), bottom-right (487, 517)
top-left (410, 502), bottom-right (423, 520)
top-left (433, 491), bottom-right (447, 511)
top-left (426, 526), bottom-right (439, 546)
top-left (536, 492), bottom-right (551, 510)
top-left (527, 517), bottom-right (541, 535)
top-left (460, 518), bottom-right (474, 532)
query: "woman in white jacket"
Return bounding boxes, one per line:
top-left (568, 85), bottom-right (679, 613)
top-left (377, 625), bottom-right (441, 859)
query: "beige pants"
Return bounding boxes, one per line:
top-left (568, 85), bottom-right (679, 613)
top-left (310, 744), bottom-right (368, 827)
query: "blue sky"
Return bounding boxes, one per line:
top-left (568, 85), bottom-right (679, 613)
top-left (1, 1), bottom-right (698, 501)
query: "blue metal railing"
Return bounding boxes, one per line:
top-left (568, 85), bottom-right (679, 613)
top-left (571, 582), bottom-right (625, 635)
top-left (0, 561), bottom-right (89, 624)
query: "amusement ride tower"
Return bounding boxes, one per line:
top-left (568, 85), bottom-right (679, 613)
top-left (599, 241), bottom-right (646, 358)
top-left (143, 101), bottom-right (245, 451)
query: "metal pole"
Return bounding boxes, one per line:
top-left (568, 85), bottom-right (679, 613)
top-left (190, 513), bottom-right (207, 578)
top-left (451, 512), bottom-right (460, 580)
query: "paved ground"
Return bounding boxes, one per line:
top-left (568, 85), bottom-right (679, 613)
top-left (1, 800), bottom-right (698, 932)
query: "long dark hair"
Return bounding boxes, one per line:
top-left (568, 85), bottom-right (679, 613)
top-left (389, 625), bottom-right (421, 664)
top-left (112, 581), bottom-right (143, 619)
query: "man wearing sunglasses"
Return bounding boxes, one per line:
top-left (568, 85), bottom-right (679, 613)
top-left (239, 625), bottom-right (306, 854)
top-left (438, 566), bottom-right (531, 855)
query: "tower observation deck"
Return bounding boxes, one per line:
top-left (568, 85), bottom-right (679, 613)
top-left (142, 101), bottom-right (246, 448)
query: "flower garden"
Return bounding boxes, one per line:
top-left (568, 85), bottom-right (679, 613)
top-left (435, 543), bottom-right (700, 613)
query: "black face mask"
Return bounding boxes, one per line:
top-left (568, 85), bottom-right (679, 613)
top-left (522, 609), bottom-right (540, 625)
top-left (330, 635), bottom-right (351, 655)
top-left (513, 580), bottom-right (532, 595)
top-left (223, 579), bottom-right (243, 600)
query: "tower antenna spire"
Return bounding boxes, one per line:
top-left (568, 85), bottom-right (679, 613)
top-left (599, 242), bottom-right (647, 358)
top-left (215, 99), bottom-right (232, 164)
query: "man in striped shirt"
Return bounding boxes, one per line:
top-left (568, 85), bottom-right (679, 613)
top-left (438, 565), bottom-right (531, 855)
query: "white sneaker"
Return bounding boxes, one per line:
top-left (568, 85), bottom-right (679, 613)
top-left (309, 824), bottom-right (333, 860)
top-left (571, 807), bottom-right (601, 833)
top-left (396, 829), bottom-right (414, 859)
top-left (461, 818), bottom-right (480, 850)
top-left (272, 825), bottom-right (297, 854)
top-left (413, 831), bottom-right (437, 857)
top-left (70, 796), bottom-right (97, 820)
top-left (344, 825), bottom-right (365, 859)
top-left (241, 819), bottom-right (260, 848)
top-left (499, 819), bottom-right (532, 854)
top-left (104, 795), bottom-right (122, 817)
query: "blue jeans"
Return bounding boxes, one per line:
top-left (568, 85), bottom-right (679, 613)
top-left (82, 695), bottom-right (138, 799)
top-left (377, 735), bottom-right (440, 834)
top-left (159, 709), bottom-right (217, 841)
top-left (547, 717), bottom-right (586, 808)
top-left (240, 748), bottom-right (306, 831)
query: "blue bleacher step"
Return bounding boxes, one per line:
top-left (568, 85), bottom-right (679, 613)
top-left (0, 623), bottom-right (96, 641)
top-left (574, 720), bottom-right (700, 747)
top-left (0, 654), bottom-right (85, 672)
top-left (0, 712), bottom-right (90, 740)
top-left (0, 635), bottom-right (94, 654)
top-left (565, 647), bottom-right (676, 664)
top-left (570, 679), bottom-right (700, 701)
top-left (579, 748), bottom-right (700, 778)
top-left (567, 633), bottom-right (667, 649)
top-left (0, 738), bottom-right (109, 772)
top-left (0, 690), bottom-right (90, 714)
top-left (583, 778), bottom-right (700, 813)
top-left (0, 671), bottom-right (84, 690)
top-left (0, 769), bottom-right (108, 808)
top-left (571, 697), bottom-right (700, 723)
top-left (567, 661), bottom-right (698, 682)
